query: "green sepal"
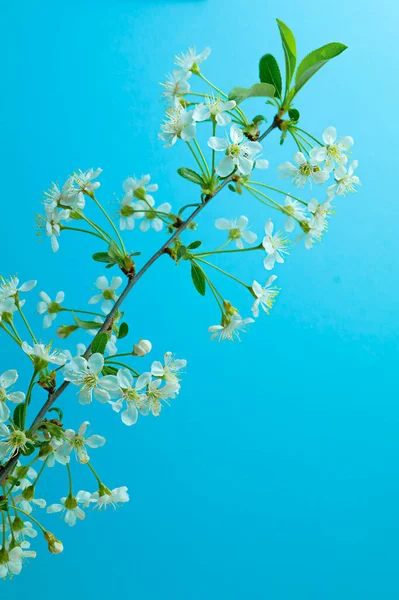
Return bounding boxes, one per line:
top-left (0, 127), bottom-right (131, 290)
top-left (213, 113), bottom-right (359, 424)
top-left (117, 322), bottom-right (129, 339)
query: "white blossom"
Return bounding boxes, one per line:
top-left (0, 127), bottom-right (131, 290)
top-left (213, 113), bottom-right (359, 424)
top-left (73, 168), bottom-right (102, 194)
top-left (208, 315), bottom-right (254, 342)
top-left (327, 160), bottom-right (360, 197)
top-left (308, 198), bottom-right (333, 233)
top-left (0, 297), bottom-right (18, 323)
top-left (37, 290), bottom-right (64, 329)
top-left (161, 70), bottom-right (191, 104)
top-left (134, 197), bottom-right (172, 232)
top-left (62, 353), bottom-right (119, 405)
top-left (262, 219), bottom-right (290, 270)
top-left (44, 178), bottom-right (85, 211)
top-left (208, 125), bottom-right (262, 177)
top-left (44, 205), bottom-right (70, 253)
top-left (47, 491), bottom-right (92, 526)
top-left (63, 421), bottom-right (106, 464)
top-left (174, 46), bottom-right (211, 73)
top-left (109, 369), bottom-right (152, 426)
top-left (91, 485), bottom-right (129, 510)
top-left (214, 215), bottom-right (257, 249)
top-left (283, 197), bottom-right (307, 232)
top-left (0, 543), bottom-right (36, 579)
top-left (151, 352), bottom-right (186, 386)
top-left (0, 276), bottom-right (36, 299)
top-left (278, 151), bottom-right (329, 188)
top-left (133, 339), bottom-right (152, 356)
top-left (0, 370), bottom-right (25, 423)
top-left (193, 95), bottom-right (236, 126)
top-left (310, 126), bottom-right (354, 172)
top-left (0, 424), bottom-right (31, 460)
top-left (251, 276), bottom-right (279, 317)
top-left (159, 104), bottom-right (196, 147)
top-left (144, 378), bottom-right (180, 417)
top-left (88, 275), bottom-right (123, 314)
top-left (22, 342), bottom-right (67, 367)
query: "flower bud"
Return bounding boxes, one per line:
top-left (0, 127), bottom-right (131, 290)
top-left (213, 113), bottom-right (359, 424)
top-left (22, 485), bottom-right (35, 501)
top-left (44, 531), bottom-right (64, 554)
top-left (133, 339), bottom-right (152, 357)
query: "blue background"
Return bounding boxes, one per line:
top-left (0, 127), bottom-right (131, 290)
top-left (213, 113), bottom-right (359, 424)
top-left (1, 0), bottom-right (398, 597)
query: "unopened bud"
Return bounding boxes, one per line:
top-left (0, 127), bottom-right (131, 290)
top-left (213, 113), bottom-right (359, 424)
top-left (44, 531), bottom-right (64, 554)
top-left (133, 339), bottom-right (152, 357)
top-left (223, 300), bottom-right (238, 317)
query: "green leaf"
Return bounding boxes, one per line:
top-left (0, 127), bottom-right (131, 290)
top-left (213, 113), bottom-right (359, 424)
top-left (276, 19), bottom-right (297, 92)
top-left (190, 263), bottom-right (206, 296)
top-left (13, 404), bottom-right (24, 429)
top-left (73, 314), bottom-right (102, 330)
top-left (187, 240), bottom-right (202, 250)
top-left (252, 114), bottom-right (267, 124)
top-left (91, 332), bottom-right (108, 354)
top-left (102, 365), bottom-right (118, 376)
top-left (177, 245), bottom-right (188, 260)
top-left (259, 54), bottom-right (282, 100)
top-left (117, 322), bottom-right (129, 339)
top-left (177, 168), bottom-right (205, 186)
top-left (93, 252), bottom-right (112, 263)
top-left (228, 83), bottom-right (275, 105)
top-left (294, 42), bottom-right (347, 94)
top-left (228, 184), bottom-right (237, 193)
top-left (49, 407), bottom-right (64, 421)
top-left (288, 108), bottom-right (300, 121)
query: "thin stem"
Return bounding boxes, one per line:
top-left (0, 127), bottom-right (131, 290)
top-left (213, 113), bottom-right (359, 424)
top-left (211, 121), bottom-right (216, 174)
top-left (200, 268), bottom-right (225, 314)
top-left (249, 182), bottom-right (307, 205)
top-left (62, 226), bottom-right (108, 242)
top-left (79, 213), bottom-right (113, 243)
top-left (245, 185), bottom-right (284, 211)
top-left (61, 308), bottom-right (104, 317)
top-left (0, 323), bottom-right (22, 346)
top-left (293, 126), bottom-right (323, 146)
top-left (32, 456), bottom-right (48, 486)
top-left (198, 73), bottom-right (228, 99)
top-left (90, 193), bottom-right (126, 254)
top-left (193, 139), bottom-right (210, 177)
top-left (87, 462), bottom-right (102, 486)
top-left (105, 352), bottom-right (133, 359)
top-left (105, 361), bottom-right (139, 375)
top-left (196, 258), bottom-right (250, 289)
top-left (196, 245), bottom-right (263, 258)
top-left (1, 510), bottom-right (5, 546)
top-left (0, 118), bottom-right (279, 486)
top-left (12, 507), bottom-right (46, 533)
top-left (18, 306), bottom-right (37, 343)
top-left (186, 141), bottom-right (207, 176)
top-left (66, 463), bottom-right (73, 496)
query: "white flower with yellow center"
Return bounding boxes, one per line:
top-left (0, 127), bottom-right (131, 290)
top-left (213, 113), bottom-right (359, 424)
top-left (262, 219), bottom-right (290, 270)
top-left (91, 485), bottom-right (129, 510)
top-left (151, 352), bottom-right (186, 386)
top-left (135, 197), bottom-right (172, 232)
top-left (0, 370), bottom-right (25, 423)
top-left (44, 205), bottom-right (71, 253)
top-left (0, 424), bottom-right (30, 460)
top-left (44, 178), bottom-right (85, 211)
top-left (62, 421), bottom-right (106, 464)
top-left (73, 168), bottom-right (102, 194)
top-left (278, 152), bottom-right (329, 188)
top-left (109, 369), bottom-right (152, 426)
top-left (208, 125), bottom-right (262, 177)
top-left (283, 197), bottom-right (307, 232)
top-left (208, 314), bottom-right (254, 342)
top-left (0, 276), bottom-right (37, 300)
top-left (37, 290), bottom-right (64, 329)
top-left (62, 353), bottom-right (119, 405)
top-left (47, 491), bottom-right (92, 527)
top-left (174, 46), bottom-right (211, 73)
top-left (310, 126), bottom-right (354, 172)
top-left (159, 104), bottom-right (196, 147)
top-left (144, 379), bottom-right (179, 417)
top-left (327, 160), bottom-right (360, 197)
top-left (88, 275), bottom-right (123, 314)
top-left (251, 276), bottom-right (279, 317)
top-left (214, 215), bottom-right (257, 249)
top-left (0, 543), bottom-right (36, 579)
top-left (22, 342), bottom-right (67, 368)
top-left (193, 95), bottom-right (236, 126)
top-left (308, 198), bottom-right (333, 233)
top-left (161, 70), bottom-right (191, 104)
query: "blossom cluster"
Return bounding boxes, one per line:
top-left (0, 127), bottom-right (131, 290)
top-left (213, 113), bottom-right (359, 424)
top-left (1, 23), bottom-right (357, 578)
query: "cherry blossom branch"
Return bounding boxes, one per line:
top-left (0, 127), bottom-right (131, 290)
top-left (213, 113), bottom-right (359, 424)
top-left (0, 120), bottom-right (278, 486)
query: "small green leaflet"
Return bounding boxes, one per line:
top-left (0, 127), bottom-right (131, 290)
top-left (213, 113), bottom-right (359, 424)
top-left (259, 54), bottom-right (282, 100)
top-left (13, 404), bottom-right (24, 429)
top-left (117, 322), bottom-right (129, 339)
top-left (228, 83), bottom-right (275, 105)
top-left (73, 314), bottom-right (102, 330)
top-left (187, 240), bottom-right (202, 250)
top-left (91, 332), bottom-right (108, 355)
top-left (177, 168), bottom-right (205, 186)
top-left (294, 42), bottom-right (347, 94)
top-left (49, 407), bottom-right (64, 421)
top-left (276, 19), bottom-right (297, 93)
top-left (177, 245), bottom-right (188, 260)
top-left (93, 252), bottom-right (112, 263)
top-left (191, 263), bottom-right (206, 296)
top-left (288, 108), bottom-right (300, 122)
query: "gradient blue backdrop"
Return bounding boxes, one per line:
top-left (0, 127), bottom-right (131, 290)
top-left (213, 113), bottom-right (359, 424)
top-left (1, 0), bottom-right (398, 597)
